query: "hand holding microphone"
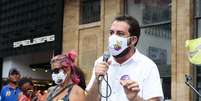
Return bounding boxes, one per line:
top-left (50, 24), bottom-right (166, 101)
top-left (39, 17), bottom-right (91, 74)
top-left (95, 51), bottom-right (112, 99)
top-left (95, 51), bottom-right (110, 81)
top-left (85, 51), bottom-right (110, 93)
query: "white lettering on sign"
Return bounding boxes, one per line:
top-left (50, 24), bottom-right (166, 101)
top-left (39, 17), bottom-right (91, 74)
top-left (13, 35), bottom-right (55, 48)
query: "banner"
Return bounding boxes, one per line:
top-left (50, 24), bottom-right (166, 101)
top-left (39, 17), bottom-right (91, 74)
top-left (185, 37), bottom-right (201, 65)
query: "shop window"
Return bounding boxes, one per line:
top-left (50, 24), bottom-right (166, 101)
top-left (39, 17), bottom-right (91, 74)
top-left (0, 0), bottom-right (62, 57)
top-left (194, 0), bottom-right (201, 100)
top-left (125, 0), bottom-right (171, 100)
top-left (80, 0), bottom-right (100, 24)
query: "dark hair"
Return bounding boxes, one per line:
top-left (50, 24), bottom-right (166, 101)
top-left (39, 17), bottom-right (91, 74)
top-left (18, 77), bottom-right (33, 89)
top-left (75, 67), bottom-right (86, 90)
top-left (9, 68), bottom-right (20, 76)
top-left (114, 15), bottom-right (141, 46)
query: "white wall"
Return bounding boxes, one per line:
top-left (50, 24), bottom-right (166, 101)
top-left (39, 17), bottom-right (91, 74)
top-left (2, 52), bottom-right (52, 80)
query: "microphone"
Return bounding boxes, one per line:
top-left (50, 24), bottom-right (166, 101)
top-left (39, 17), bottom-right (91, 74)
top-left (103, 51), bottom-right (110, 62)
top-left (98, 51), bottom-right (110, 81)
top-left (85, 51), bottom-right (110, 92)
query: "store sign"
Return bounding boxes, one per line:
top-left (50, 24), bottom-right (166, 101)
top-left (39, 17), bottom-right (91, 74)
top-left (13, 35), bottom-right (55, 48)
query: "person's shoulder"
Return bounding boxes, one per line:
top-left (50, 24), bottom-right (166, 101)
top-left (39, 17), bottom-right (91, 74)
top-left (1, 85), bottom-right (9, 95)
top-left (1, 85), bottom-right (9, 90)
top-left (94, 56), bottom-right (104, 66)
top-left (95, 56), bottom-right (103, 63)
top-left (70, 85), bottom-right (85, 101)
top-left (47, 85), bottom-right (57, 93)
top-left (135, 50), bottom-right (157, 68)
top-left (70, 84), bottom-right (85, 96)
top-left (137, 52), bottom-right (155, 64)
top-left (72, 84), bottom-right (85, 93)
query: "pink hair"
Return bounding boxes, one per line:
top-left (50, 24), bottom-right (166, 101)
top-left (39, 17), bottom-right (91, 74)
top-left (66, 51), bottom-right (80, 84)
top-left (51, 51), bottom-right (80, 84)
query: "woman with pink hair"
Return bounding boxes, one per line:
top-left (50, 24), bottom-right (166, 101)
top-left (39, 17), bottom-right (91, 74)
top-left (46, 51), bottom-right (86, 101)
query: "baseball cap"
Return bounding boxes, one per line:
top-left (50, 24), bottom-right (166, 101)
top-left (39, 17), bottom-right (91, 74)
top-left (9, 68), bottom-right (20, 75)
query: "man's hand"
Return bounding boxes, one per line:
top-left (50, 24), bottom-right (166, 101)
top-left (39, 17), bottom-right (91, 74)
top-left (120, 80), bottom-right (140, 101)
top-left (95, 62), bottom-right (109, 79)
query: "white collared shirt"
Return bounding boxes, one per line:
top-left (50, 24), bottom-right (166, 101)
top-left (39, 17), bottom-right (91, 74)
top-left (86, 49), bottom-right (164, 101)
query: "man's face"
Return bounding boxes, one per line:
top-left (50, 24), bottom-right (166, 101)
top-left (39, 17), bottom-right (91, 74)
top-left (21, 82), bottom-right (33, 92)
top-left (9, 73), bottom-right (20, 83)
top-left (21, 82), bottom-right (33, 97)
top-left (110, 21), bottom-right (130, 37)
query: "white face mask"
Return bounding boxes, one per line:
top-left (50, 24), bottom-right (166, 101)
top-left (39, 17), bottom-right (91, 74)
top-left (108, 34), bottom-right (129, 56)
top-left (52, 69), bottom-right (67, 85)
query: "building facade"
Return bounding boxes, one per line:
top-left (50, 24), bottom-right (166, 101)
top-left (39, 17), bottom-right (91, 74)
top-left (0, 0), bottom-right (64, 90)
top-left (63, 0), bottom-right (200, 101)
top-left (0, 0), bottom-right (200, 101)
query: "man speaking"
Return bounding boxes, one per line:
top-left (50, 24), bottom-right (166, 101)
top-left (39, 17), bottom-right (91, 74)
top-left (86, 15), bottom-right (164, 101)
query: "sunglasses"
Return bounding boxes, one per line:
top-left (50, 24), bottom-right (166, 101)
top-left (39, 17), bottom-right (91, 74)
top-left (51, 68), bottom-right (63, 74)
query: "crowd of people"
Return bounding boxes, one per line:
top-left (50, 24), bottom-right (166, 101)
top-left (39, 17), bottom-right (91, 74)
top-left (0, 15), bottom-right (164, 101)
top-left (0, 68), bottom-right (48, 101)
top-left (0, 51), bottom-right (86, 101)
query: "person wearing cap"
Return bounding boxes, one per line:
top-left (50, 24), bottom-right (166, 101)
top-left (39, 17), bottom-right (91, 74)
top-left (0, 68), bottom-right (21, 101)
top-left (45, 51), bottom-right (86, 101)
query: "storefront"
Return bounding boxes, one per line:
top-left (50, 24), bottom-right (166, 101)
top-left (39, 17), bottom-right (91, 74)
top-left (0, 0), bottom-right (63, 91)
top-left (194, 0), bottom-right (201, 100)
top-left (125, 0), bottom-right (171, 99)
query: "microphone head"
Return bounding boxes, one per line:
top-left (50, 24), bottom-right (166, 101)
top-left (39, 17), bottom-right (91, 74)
top-left (103, 51), bottom-right (110, 62)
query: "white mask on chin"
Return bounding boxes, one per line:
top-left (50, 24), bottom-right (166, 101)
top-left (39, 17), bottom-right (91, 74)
top-left (52, 69), bottom-right (67, 85)
top-left (108, 34), bottom-right (129, 56)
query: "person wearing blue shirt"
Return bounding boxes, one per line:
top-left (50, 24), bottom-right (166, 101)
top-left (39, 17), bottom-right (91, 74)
top-left (0, 68), bottom-right (21, 101)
